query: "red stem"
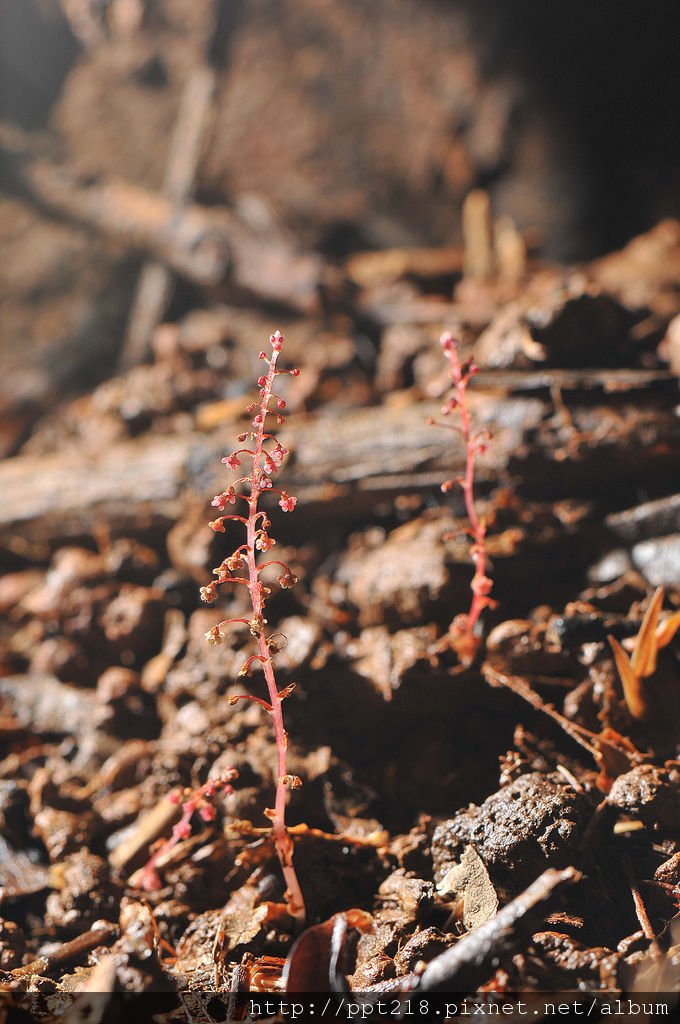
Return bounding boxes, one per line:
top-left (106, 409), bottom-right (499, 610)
top-left (457, 375), bottom-right (487, 636)
top-left (441, 335), bottom-right (492, 658)
top-left (243, 346), bottom-right (305, 920)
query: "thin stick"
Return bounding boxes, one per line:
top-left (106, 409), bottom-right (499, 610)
top-left (121, 66), bottom-right (216, 368)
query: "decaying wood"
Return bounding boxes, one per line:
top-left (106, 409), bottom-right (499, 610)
top-left (108, 795), bottom-right (182, 873)
top-left (7, 157), bottom-right (229, 286)
top-left (0, 128), bottom-right (325, 310)
top-left (122, 66), bottom-right (217, 368)
top-left (8, 922), bottom-right (118, 980)
top-left (1, 381), bottom-right (678, 549)
top-left (607, 492), bottom-right (680, 544)
top-left (345, 246), bottom-right (464, 289)
top-left (463, 189), bottom-right (494, 281)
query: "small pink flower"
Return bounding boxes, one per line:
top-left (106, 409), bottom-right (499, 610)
top-left (277, 399), bottom-right (286, 409)
top-left (278, 570), bottom-right (298, 590)
top-left (270, 445), bottom-right (286, 466)
top-left (211, 487), bottom-right (236, 510)
top-left (222, 453), bottom-right (241, 471)
top-left (471, 574), bottom-right (494, 596)
top-left (279, 491), bottom-right (297, 512)
top-left (256, 533), bottom-right (276, 552)
top-left (199, 804), bottom-right (216, 822)
top-left (209, 519), bottom-right (225, 533)
top-left (200, 583), bottom-right (218, 602)
top-left (172, 821), bottom-right (192, 841)
top-left (205, 625), bottom-right (224, 646)
top-left (252, 414), bottom-right (263, 427)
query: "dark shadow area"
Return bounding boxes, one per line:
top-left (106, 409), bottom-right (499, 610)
top-left (0, 0), bottom-right (80, 129)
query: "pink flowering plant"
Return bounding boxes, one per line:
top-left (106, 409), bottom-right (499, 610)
top-left (200, 329), bottom-right (305, 920)
top-left (432, 331), bottom-right (495, 665)
top-left (135, 773), bottom-right (237, 892)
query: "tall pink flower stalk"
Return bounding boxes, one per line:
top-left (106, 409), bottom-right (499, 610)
top-left (435, 332), bottom-right (495, 665)
top-left (202, 330), bottom-right (305, 921)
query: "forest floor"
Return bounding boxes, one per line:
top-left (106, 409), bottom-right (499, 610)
top-left (1, 209), bottom-right (680, 1021)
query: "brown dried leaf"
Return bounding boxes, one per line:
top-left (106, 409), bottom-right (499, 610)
top-left (608, 634), bottom-right (648, 721)
top-left (283, 910), bottom-right (372, 992)
top-left (630, 586), bottom-right (664, 678)
top-left (436, 845), bottom-right (498, 931)
top-left (656, 608), bottom-right (680, 651)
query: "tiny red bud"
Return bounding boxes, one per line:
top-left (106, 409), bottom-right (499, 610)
top-left (290, 368), bottom-right (300, 377)
top-left (172, 821), bottom-right (192, 841)
top-left (259, 351), bottom-right (267, 360)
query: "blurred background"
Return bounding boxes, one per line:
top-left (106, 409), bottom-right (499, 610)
top-left (0, 0), bottom-right (679, 451)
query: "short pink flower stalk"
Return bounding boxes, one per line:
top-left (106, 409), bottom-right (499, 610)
top-left (434, 331), bottom-right (495, 665)
top-left (202, 330), bottom-right (305, 921)
top-left (135, 772), bottom-right (237, 892)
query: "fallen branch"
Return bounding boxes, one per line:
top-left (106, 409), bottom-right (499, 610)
top-left (418, 867), bottom-right (581, 992)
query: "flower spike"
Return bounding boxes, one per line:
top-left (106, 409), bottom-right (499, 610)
top-left (199, 329), bottom-right (305, 921)
top-left (433, 332), bottom-right (495, 666)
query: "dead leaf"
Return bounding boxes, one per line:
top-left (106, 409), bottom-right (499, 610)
top-left (630, 586), bottom-right (664, 678)
top-left (609, 634), bottom-right (649, 720)
top-left (283, 910), bottom-right (372, 992)
top-left (436, 845), bottom-right (498, 931)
